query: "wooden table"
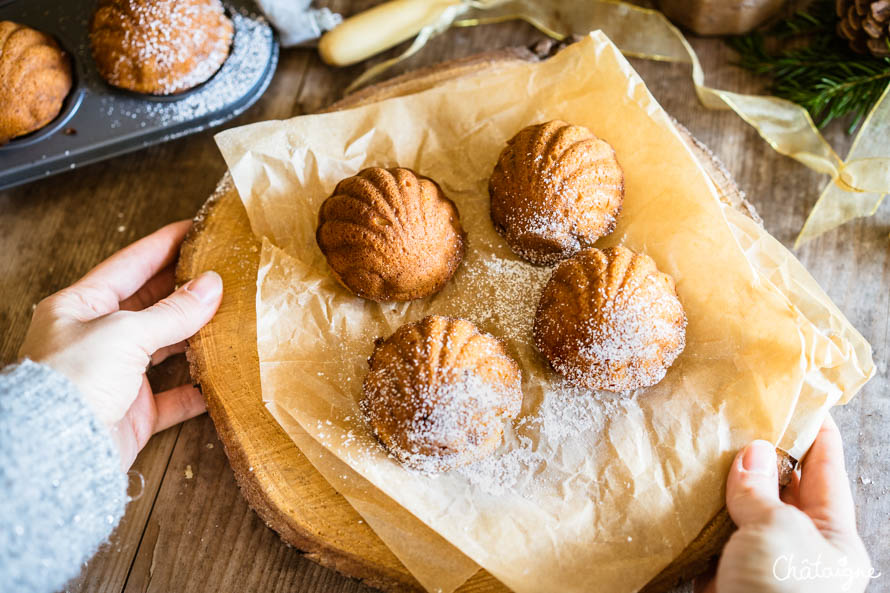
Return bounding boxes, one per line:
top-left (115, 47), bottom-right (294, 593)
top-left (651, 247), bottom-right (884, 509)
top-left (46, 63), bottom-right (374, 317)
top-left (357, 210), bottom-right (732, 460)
top-left (1, 2), bottom-right (887, 592)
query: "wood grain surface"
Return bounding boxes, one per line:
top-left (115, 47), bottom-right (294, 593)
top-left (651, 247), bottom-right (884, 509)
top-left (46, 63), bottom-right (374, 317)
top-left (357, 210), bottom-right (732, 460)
top-left (1, 2), bottom-right (888, 592)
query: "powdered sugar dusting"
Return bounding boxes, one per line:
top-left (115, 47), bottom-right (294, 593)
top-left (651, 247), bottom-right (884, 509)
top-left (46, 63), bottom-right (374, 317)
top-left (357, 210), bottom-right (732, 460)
top-left (489, 121), bottom-right (624, 265)
top-left (531, 383), bottom-right (623, 444)
top-left (353, 315), bottom-right (526, 474)
top-left (449, 247), bottom-right (551, 344)
top-left (99, 9), bottom-right (274, 125)
top-left (363, 370), bottom-right (521, 475)
top-left (457, 432), bottom-right (544, 496)
top-left (94, 0), bottom-right (233, 94)
top-left (321, 244), bottom-right (672, 495)
top-left (535, 248), bottom-right (687, 392)
top-left (571, 279), bottom-right (684, 386)
top-left (457, 383), bottom-right (628, 497)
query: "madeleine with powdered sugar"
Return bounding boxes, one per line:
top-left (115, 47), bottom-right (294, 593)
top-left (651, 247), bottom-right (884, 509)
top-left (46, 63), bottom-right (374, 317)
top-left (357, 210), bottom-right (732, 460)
top-left (489, 120), bottom-right (624, 266)
top-left (90, 0), bottom-right (233, 95)
top-left (360, 315), bottom-right (522, 473)
top-left (534, 246), bottom-right (686, 392)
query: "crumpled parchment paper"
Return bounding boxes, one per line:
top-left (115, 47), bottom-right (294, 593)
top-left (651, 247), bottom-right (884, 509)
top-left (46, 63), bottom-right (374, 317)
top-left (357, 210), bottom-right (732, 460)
top-left (215, 32), bottom-right (874, 593)
top-left (268, 400), bottom-right (480, 593)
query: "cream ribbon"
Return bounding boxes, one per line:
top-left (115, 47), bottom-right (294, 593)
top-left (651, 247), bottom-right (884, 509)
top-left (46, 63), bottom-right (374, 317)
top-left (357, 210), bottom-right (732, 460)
top-left (347, 0), bottom-right (890, 244)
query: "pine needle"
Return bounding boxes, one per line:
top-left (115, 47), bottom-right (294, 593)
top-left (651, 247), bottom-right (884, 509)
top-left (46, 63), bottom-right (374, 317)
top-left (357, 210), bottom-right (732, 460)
top-left (727, 0), bottom-right (890, 133)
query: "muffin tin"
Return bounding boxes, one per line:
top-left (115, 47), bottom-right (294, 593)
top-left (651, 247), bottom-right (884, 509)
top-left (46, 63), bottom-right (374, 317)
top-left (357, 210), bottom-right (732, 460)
top-left (0, 0), bottom-right (278, 191)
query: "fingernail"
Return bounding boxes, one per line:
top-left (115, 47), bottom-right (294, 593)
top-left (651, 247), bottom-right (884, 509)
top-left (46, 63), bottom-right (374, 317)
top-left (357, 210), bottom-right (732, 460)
top-left (185, 271), bottom-right (222, 303)
top-left (741, 440), bottom-right (777, 475)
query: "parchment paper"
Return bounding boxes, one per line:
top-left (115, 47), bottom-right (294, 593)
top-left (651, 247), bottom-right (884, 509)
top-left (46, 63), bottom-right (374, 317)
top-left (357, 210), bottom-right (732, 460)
top-left (268, 400), bottom-right (480, 593)
top-left (216, 33), bottom-right (874, 593)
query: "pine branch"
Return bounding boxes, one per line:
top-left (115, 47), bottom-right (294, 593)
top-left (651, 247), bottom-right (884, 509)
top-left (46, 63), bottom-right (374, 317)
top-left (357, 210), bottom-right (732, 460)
top-left (728, 0), bottom-right (890, 133)
top-left (770, 0), bottom-right (835, 37)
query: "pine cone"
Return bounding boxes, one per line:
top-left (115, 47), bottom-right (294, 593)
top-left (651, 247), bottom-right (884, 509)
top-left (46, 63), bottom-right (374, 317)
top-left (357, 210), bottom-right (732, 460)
top-left (837, 0), bottom-right (890, 57)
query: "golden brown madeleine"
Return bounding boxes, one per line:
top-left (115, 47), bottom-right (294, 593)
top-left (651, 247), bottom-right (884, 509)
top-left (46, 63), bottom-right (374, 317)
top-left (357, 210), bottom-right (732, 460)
top-left (317, 167), bottom-right (466, 302)
top-left (489, 120), bottom-right (624, 265)
top-left (90, 0), bottom-right (233, 95)
top-left (360, 315), bottom-right (522, 473)
top-left (534, 246), bottom-right (686, 392)
top-left (0, 21), bottom-right (72, 145)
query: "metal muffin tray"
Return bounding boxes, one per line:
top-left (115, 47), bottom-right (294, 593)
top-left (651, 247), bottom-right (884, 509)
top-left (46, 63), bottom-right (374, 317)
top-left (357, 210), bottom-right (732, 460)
top-left (0, 0), bottom-right (278, 191)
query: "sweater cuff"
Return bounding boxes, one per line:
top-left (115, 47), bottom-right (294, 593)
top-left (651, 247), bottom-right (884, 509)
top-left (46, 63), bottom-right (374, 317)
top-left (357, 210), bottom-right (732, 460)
top-left (0, 359), bottom-right (128, 593)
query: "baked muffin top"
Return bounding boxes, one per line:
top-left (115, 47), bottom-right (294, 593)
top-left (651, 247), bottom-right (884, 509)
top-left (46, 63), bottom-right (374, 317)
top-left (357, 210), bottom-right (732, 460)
top-left (0, 21), bottom-right (72, 145)
top-left (90, 0), bottom-right (233, 95)
top-left (361, 315), bottom-right (522, 473)
top-left (317, 167), bottom-right (466, 302)
top-left (534, 246), bottom-right (686, 392)
top-left (489, 120), bottom-right (624, 265)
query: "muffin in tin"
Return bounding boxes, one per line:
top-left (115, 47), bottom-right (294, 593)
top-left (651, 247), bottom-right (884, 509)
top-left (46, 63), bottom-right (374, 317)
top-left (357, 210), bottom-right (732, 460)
top-left (90, 0), bottom-right (234, 95)
top-left (0, 21), bottom-right (73, 145)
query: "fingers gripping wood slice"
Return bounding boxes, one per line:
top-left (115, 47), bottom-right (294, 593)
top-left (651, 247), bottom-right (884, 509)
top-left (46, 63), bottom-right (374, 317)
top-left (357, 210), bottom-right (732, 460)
top-left (175, 48), bottom-right (791, 593)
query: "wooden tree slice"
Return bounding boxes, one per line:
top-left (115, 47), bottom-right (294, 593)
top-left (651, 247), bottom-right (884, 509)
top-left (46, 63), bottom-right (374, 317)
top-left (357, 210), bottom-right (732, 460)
top-left (176, 48), bottom-right (788, 593)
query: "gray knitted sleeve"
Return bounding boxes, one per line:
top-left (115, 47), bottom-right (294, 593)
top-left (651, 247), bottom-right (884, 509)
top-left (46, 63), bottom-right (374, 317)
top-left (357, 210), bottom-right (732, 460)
top-left (0, 359), bottom-right (128, 593)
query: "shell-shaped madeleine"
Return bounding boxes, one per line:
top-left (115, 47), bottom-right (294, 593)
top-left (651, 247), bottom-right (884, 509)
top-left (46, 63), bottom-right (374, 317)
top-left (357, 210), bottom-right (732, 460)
top-left (489, 120), bottom-right (624, 265)
top-left (90, 0), bottom-right (233, 95)
top-left (361, 315), bottom-right (522, 473)
top-left (534, 246), bottom-right (686, 392)
top-left (0, 21), bottom-right (72, 145)
top-left (317, 167), bottom-right (466, 302)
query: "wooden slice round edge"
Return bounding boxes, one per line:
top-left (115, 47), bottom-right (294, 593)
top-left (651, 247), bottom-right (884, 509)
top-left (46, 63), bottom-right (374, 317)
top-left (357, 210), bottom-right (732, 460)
top-left (175, 48), bottom-right (790, 593)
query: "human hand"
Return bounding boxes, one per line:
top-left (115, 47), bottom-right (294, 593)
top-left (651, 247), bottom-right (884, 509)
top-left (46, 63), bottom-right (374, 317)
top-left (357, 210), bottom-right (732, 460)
top-left (695, 414), bottom-right (873, 593)
top-left (19, 221), bottom-right (223, 470)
